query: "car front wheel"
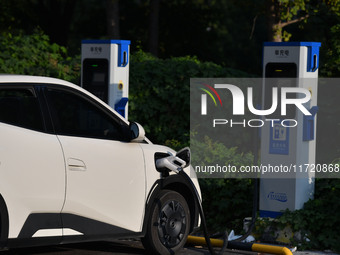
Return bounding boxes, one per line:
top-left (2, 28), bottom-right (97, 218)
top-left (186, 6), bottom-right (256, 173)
top-left (142, 189), bottom-right (190, 255)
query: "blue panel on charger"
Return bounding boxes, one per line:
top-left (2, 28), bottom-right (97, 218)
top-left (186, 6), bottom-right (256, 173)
top-left (117, 42), bottom-right (129, 67)
top-left (306, 44), bottom-right (321, 72)
top-left (303, 106), bottom-right (318, 141)
top-left (269, 121), bottom-right (289, 155)
top-left (82, 39), bottom-right (131, 45)
top-left (114, 97), bottom-right (128, 118)
top-left (263, 42), bottom-right (321, 47)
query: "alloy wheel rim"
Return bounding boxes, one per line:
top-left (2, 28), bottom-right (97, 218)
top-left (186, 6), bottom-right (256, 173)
top-left (157, 200), bottom-right (187, 248)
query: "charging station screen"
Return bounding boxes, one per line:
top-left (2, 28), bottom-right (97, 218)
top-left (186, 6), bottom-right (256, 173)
top-left (264, 63), bottom-right (297, 119)
top-left (82, 59), bottom-right (109, 103)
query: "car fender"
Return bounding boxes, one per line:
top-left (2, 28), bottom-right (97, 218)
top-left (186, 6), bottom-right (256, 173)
top-left (139, 144), bottom-right (200, 234)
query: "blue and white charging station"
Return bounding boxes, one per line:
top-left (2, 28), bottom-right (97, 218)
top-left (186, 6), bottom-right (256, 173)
top-left (259, 42), bottom-right (321, 217)
top-left (81, 39), bottom-right (130, 119)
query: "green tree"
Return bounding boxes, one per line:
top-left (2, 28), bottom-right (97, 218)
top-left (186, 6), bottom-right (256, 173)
top-left (0, 30), bottom-right (80, 83)
top-left (265, 0), bottom-right (340, 42)
top-left (266, 0), bottom-right (309, 42)
top-left (129, 50), bottom-right (250, 148)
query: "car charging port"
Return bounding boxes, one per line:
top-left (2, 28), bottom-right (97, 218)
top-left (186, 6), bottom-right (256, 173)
top-left (154, 152), bottom-right (172, 177)
top-left (154, 152), bottom-right (186, 176)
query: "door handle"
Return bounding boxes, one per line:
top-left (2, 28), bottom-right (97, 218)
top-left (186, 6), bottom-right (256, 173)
top-left (68, 158), bottom-right (86, 171)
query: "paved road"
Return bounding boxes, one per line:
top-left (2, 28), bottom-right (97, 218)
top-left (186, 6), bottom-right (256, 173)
top-left (0, 240), bottom-right (251, 255)
top-left (1, 240), bottom-right (328, 255)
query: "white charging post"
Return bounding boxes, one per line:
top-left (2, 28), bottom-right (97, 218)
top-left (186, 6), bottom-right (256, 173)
top-left (81, 39), bottom-right (130, 119)
top-left (259, 42), bottom-right (321, 217)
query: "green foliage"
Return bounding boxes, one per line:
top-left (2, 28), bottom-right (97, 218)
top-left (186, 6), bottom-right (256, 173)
top-left (256, 178), bottom-right (340, 253)
top-left (191, 136), bottom-right (254, 171)
top-left (191, 136), bottom-right (254, 232)
top-left (199, 177), bottom-right (254, 233)
top-left (267, 0), bottom-right (340, 43)
top-left (278, 0), bottom-right (307, 19)
top-left (322, 23), bottom-right (340, 77)
top-left (0, 30), bottom-right (80, 83)
top-left (129, 50), bottom-right (250, 147)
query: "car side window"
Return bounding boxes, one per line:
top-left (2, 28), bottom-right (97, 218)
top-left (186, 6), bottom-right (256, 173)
top-left (47, 88), bottom-right (125, 141)
top-left (0, 88), bottom-right (44, 131)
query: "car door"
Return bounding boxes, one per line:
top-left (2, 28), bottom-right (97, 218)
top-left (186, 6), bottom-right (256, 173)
top-left (0, 85), bottom-right (65, 241)
top-left (45, 86), bottom-right (146, 237)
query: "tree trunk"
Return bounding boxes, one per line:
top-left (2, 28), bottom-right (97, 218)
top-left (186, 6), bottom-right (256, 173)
top-left (149, 0), bottom-right (160, 56)
top-left (106, 0), bottom-right (120, 39)
top-left (266, 0), bottom-right (282, 42)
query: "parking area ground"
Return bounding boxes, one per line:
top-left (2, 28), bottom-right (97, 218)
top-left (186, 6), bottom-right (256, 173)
top-left (0, 240), bottom-right (251, 255)
top-left (0, 240), bottom-right (337, 255)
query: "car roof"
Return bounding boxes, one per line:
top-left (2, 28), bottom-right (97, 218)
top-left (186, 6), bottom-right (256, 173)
top-left (0, 74), bottom-right (76, 87)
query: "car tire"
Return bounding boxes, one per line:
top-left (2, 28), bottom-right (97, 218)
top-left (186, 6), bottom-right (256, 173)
top-left (142, 189), bottom-right (190, 255)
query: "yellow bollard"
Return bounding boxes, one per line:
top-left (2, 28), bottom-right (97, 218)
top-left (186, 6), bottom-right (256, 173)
top-left (186, 235), bottom-right (293, 255)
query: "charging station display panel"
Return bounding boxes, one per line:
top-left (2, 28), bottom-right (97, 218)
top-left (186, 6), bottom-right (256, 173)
top-left (264, 63), bottom-right (297, 119)
top-left (82, 59), bottom-right (109, 103)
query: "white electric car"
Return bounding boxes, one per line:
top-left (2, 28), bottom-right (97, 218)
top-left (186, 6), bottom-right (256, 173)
top-left (0, 75), bottom-right (201, 255)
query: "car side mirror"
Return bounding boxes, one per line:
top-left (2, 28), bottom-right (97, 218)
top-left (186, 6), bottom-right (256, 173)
top-left (176, 147), bottom-right (191, 168)
top-left (129, 122), bottom-right (146, 142)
